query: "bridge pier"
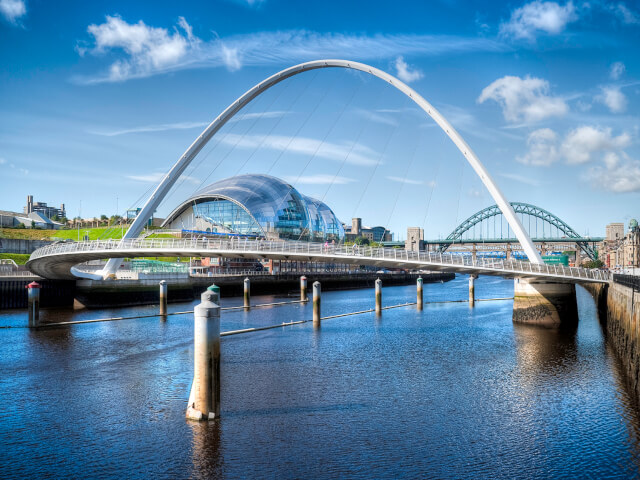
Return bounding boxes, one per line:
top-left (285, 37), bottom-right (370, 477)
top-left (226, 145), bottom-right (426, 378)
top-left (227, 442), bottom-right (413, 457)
top-left (513, 279), bottom-right (578, 328)
top-left (469, 275), bottom-right (477, 307)
top-left (27, 281), bottom-right (41, 328)
top-left (243, 277), bottom-right (250, 309)
top-left (159, 280), bottom-right (167, 316)
top-left (417, 277), bottom-right (423, 311)
top-left (186, 285), bottom-right (221, 421)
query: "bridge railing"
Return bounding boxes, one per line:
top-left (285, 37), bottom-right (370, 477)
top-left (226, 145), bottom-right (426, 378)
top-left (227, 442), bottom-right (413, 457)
top-left (28, 237), bottom-right (611, 282)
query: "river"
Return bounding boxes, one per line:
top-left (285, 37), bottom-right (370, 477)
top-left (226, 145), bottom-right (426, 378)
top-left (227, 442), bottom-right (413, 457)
top-left (1, 275), bottom-right (639, 479)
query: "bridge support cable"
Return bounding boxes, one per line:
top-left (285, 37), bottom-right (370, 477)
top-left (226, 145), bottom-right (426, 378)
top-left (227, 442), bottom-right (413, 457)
top-left (103, 59), bottom-right (543, 278)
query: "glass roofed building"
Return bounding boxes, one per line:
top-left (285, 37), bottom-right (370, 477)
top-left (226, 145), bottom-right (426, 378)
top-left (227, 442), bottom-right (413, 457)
top-left (162, 174), bottom-right (345, 242)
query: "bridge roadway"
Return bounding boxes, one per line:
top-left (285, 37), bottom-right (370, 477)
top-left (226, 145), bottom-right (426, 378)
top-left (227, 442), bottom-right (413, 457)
top-left (27, 238), bottom-right (610, 284)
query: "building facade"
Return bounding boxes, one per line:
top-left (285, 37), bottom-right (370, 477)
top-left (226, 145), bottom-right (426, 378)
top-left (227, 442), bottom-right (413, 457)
top-left (24, 195), bottom-right (66, 220)
top-left (343, 217), bottom-right (392, 243)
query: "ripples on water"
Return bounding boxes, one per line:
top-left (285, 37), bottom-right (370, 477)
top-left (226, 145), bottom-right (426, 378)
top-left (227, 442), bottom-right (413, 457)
top-left (1, 275), bottom-right (640, 479)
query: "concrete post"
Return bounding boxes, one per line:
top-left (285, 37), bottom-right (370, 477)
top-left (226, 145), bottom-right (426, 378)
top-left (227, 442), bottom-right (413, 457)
top-left (159, 280), bottom-right (167, 316)
top-left (513, 279), bottom-right (578, 327)
top-left (313, 281), bottom-right (321, 328)
top-left (243, 277), bottom-right (250, 309)
top-left (27, 281), bottom-right (41, 328)
top-left (417, 277), bottom-right (423, 311)
top-left (469, 274), bottom-right (477, 307)
top-left (186, 285), bottom-right (221, 421)
top-left (375, 278), bottom-right (382, 315)
top-left (300, 275), bottom-right (308, 302)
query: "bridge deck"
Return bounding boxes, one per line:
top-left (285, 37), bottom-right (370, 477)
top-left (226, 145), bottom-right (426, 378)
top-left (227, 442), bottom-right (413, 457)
top-left (27, 238), bottom-right (610, 284)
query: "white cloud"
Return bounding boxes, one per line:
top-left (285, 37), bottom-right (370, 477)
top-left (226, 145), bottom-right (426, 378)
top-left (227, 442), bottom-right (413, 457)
top-left (610, 61), bottom-right (626, 80)
top-left (284, 174), bottom-right (355, 185)
top-left (0, 157), bottom-right (6, 165)
top-left (354, 109), bottom-right (399, 127)
top-left (596, 86), bottom-right (627, 113)
top-left (75, 19), bottom-right (508, 83)
top-left (500, 1), bottom-right (578, 41)
top-left (219, 133), bottom-right (380, 166)
top-left (498, 172), bottom-right (542, 187)
top-left (90, 121), bottom-right (210, 136)
top-left (386, 176), bottom-right (424, 185)
top-left (478, 75), bottom-right (568, 123)
top-left (0, 0), bottom-right (26, 24)
top-left (394, 56), bottom-right (423, 83)
top-left (517, 128), bottom-right (560, 166)
top-left (611, 2), bottom-right (639, 24)
top-left (586, 152), bottom-right (640, 193)
top-left (561, 125), bottom-right (631, 164)
top-left (126, 171), bottom-right (198, 184)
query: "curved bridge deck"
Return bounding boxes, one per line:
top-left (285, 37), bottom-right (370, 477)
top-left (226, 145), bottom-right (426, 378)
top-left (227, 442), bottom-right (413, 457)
top-left (27, 238), bottom-right (610, 284)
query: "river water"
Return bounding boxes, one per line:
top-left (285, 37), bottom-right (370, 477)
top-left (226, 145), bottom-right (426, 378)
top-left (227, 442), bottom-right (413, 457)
top-left (1, 275), bottom-right (639, 479)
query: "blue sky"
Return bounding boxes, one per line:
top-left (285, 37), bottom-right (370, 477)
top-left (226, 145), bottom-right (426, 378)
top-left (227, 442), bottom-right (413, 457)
top-left (1, 0), bottom-right (639, 239)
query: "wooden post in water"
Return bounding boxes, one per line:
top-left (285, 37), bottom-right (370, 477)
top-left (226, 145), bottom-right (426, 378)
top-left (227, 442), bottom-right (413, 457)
top-left (417, 277), bottom-right (423, 311)
top-left (186, 285), bottom-right (221, 421)
top-left (300, 276), bottom-right (308, 302)
top-left (375, 278), bottom-right (382, 316)
top-left (469, 274), bottom-right (477, 307)
top-left (159, 280), bottom-right (167, 316)
top-left (243, 277), bottom-right (250, 309)
top-left (313, 281), bottom-right (321, 328)
top-left (27, 281), bottom-right (41, 328)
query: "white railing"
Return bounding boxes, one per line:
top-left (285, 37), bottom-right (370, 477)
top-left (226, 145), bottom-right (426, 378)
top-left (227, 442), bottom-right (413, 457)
top-left (28, 237), bottom-right (611, 283)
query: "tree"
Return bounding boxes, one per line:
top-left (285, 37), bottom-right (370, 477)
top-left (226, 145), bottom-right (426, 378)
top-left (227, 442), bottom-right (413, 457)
top-left (31, 220), bottom-right (35, 229)
top-left (354, 236), bottom-right (370, 246)
top-left (583, 259), bottom-right (604, 269)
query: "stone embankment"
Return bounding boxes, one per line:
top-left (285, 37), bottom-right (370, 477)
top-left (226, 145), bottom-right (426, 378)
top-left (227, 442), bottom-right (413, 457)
top-left (586, 278), bottom-right (640, 398)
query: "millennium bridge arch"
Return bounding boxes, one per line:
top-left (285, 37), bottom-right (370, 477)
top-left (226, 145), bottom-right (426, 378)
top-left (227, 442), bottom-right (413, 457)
top-left (103, 59), bottom-right (543, 278)
top-left (439, 202), bottom-right (598, 260)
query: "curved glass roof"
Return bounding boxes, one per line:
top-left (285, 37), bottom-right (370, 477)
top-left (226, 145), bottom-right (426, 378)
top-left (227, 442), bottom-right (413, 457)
top-left (164, 174), bottom-right (344, 242)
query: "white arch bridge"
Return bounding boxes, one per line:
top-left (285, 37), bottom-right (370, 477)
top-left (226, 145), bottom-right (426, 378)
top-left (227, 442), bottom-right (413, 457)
top-left (26, 237), bottom-right (609, 284)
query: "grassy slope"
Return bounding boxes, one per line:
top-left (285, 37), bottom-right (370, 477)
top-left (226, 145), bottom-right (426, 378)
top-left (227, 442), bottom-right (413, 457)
top-left (0, 253), bottom-right (31, 265)
top-left (0, 227), bottom-right (124, 241)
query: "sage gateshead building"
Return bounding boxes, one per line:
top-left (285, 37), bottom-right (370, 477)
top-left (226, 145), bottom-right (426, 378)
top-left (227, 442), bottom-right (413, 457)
top-left (162, 174), bottom-right (345, 242)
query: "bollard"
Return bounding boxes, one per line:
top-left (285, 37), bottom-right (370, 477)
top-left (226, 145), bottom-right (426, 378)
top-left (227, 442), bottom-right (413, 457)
top-left (300, 276), bottom-right (308, 302)
top-left (27, 281), bottom-right (41, 328)
top-left (186, 285), bottom-right (221, 421)
top-left (469, 274), bottom-right (477, 307)
top-left (243, 277), bottom-right (250, 309)
top-left (159, 280), bottom-right (167, 316)
top-left (313, 281), bottom-right (321, 328)
top-left (375, 278), bottom-right (382, 315)
top-left (417, 277), bottom-right (423, 311)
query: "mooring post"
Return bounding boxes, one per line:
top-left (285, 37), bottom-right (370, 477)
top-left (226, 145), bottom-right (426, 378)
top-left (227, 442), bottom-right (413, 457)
top-left (243, 277), bottom-right (250, 309)
top-left (300, 275), bottom-right (308, 302)
top-left (27, 281), bottom-right (41, 328)
top-left (375, 278), bottom-right (382, 315)
top-left (417, 277), bottom-right (423, 311)
top-left (186, 285), bottom-right (221, 421)
top-left (469, 274), bottom-right (477, 307)
top-left (313, 281), bottom-right (321, 328)
top-left (159, 280), bottom-right (167, 316)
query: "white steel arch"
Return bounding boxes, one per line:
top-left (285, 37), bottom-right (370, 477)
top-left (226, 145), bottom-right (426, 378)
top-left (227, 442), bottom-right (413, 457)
top-left (103, 59), bottom-right (542, 278)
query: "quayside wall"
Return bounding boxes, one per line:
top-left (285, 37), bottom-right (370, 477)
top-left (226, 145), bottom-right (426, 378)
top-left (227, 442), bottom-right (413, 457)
top-left (586, 276), bottom-right (640, 399)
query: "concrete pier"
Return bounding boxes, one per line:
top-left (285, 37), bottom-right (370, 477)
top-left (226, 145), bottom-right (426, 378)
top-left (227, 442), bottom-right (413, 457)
top-left (417, 277), bottom-right (423, 311)
top-left (513, 279), bottom-right (578, 327)
top-left (300, 276), bottom-right (308, 302)
top-left (469, 275), bottom-right (477, 307)
top-left (313, 281), bottom-right (321, 328)
top-left (159, 280), bottom-right (167, 316)
top-left (243, 277), bottom-right (250, 309)
top-left (27, 281), bottom-right (41, 328)
top-left (186, 285), bottom-right (221, 421)
top-left (375, 278), bottom-right (382, 315)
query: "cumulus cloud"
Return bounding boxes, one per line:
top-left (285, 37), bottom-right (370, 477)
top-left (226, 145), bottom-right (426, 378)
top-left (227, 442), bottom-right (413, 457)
top-left (610, 61), bottom-right (626, 80)
top-left (500, 1), bottom-right (578, 40)
top-left (75, 16), bottom-right (508, 84)
top-left (596, 85), bottom-right (627, 113)
top-left (394, 56), bottom-right (423, 83)
top-left (586, 152), bottom-right (640, 193)
top-left (517, 128), bottom-right (560, 166)
top-left (477, 75), bottom-right (568, 123)
top-left (0, 0), bottom-right (25, 23)
top-left (611, 2), bottom-right (640, 24)
top-left (561, 125), bottom-right (630, 164)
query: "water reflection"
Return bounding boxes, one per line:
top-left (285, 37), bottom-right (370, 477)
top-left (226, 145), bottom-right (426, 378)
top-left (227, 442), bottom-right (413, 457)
top-left (189, 421), bottom-right (223, 480)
